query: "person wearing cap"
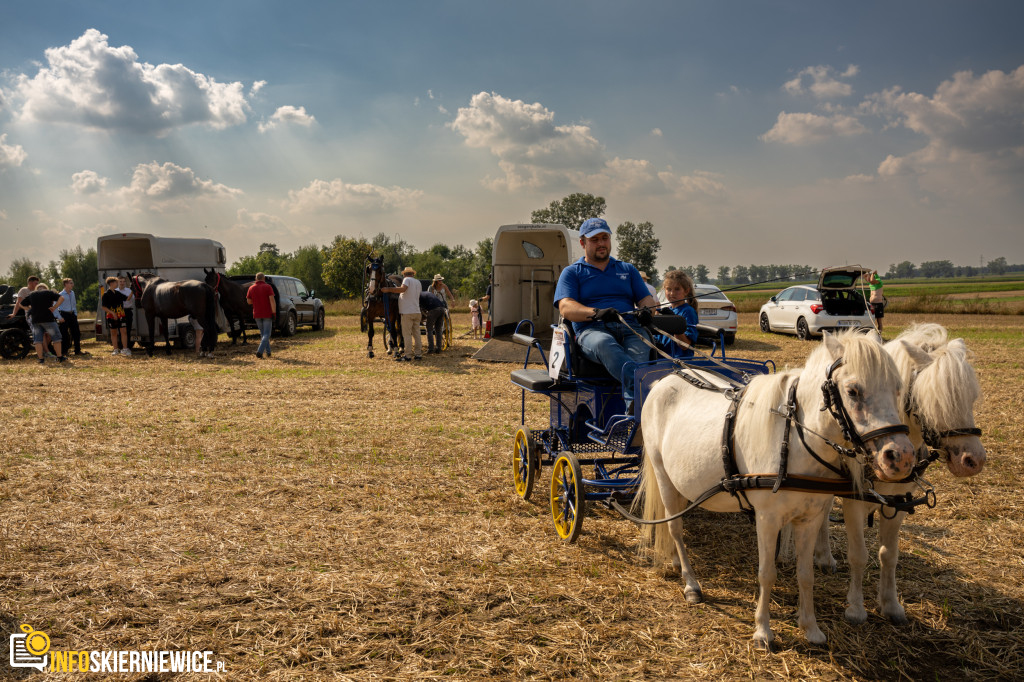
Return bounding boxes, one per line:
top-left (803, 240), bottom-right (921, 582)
top-left (639, 271), bottom-right (657, 298)
top-left (553, 218), bottom-right (659, 414)
top-left (427, 274), bottom-right (455, 308)
top-left (382, 266), bottom-right (423, 360)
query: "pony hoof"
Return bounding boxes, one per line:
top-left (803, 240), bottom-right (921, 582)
top-left (885, 612), bottom-right (909, 626)
top-left (684, 589), bottom-right (703, 604)
top-left (751, 637), bottom-right (778, 653)
top-left (368, 351), bottom-right (374, 358)
top-left (844, 607), bottom-right (867, 625)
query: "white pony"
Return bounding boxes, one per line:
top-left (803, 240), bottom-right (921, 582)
top-left (819, 324), bottom-right (986, 624)
top-left (641, 331), bottom-right (916, 647)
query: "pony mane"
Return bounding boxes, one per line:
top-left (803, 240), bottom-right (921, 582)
top-left (895, 322), bottom-right (948, 353)
top-left (911, 338), bottom-right (980, 430)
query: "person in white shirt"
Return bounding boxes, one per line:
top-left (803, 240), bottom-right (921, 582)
top-left (381, 266), bottom-right (423, 361)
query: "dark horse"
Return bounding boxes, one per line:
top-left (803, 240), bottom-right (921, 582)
top-left (204, 268), bottom-right (250, 345)
top-left (128, 272), bottom-right (219, 357)
top-left (360, 255), bottom-right (402, 358)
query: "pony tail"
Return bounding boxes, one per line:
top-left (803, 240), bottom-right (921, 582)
top-left (637, 452), bottom-right (674, 565)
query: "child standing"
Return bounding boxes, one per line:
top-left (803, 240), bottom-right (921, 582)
top-left (656, 270), bottom-right (700, 358)
top-left (101, 276), bottom-right (130, 355)
top-left (469, 299), bottom-right (482, 338)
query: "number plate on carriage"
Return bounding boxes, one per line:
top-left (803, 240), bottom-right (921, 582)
top-left (548, 329), bottom-right (566, 380)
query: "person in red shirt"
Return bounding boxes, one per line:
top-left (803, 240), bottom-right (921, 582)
top-left (246, 273), bottom-right (277, 359)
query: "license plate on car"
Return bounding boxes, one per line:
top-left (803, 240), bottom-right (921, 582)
top-left (837, 320), bottom-right (857, 326)
top-left (701, 310), bottom-right (722, 318)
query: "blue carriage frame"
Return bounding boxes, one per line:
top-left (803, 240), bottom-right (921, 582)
top-left (510, 319), bottom-right (775, 542)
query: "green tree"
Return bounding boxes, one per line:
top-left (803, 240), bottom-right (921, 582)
top-left (694, 264), bottom-right (709, 283)
top-left (987, 256), bottom-right (1007, 275)
top-left (286, 244), bottom-right (330, 298)
top-left (531, 193), bottom-right (606, 230)
top-left (887, 261), bottom-right (915, 279)
top-left (371, 233), bottom-right (415, 275)
top-left (4, 257), bottom-right (42, 287)
top-left (919, 260), bottom-right (955, 278)
top-left (615, 220), bottom-right (659, 276)
top-left (322, 235), bottom-right (374, 298)
top-left (44, 246), bottom-right (100, 313)
top-left (716, 265), bottom-right (730, 285)
top-left (748, 264), bottom-right (768, 284)
top-left (228, 242), bottom-right (289, 275)
top-left (732, 265), bottom-right (750, 284)
top-left (460, 237), bottom-right (492, 299)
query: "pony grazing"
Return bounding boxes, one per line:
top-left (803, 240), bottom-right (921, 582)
top-left (640, 331), bottom-right (915, 647)
top-left (360, 255), bottom-right (402, 358)
top-left (129, 272), bottom-right (219, 357)
top-left (204, 268), bottom-right (250, 345)
top-left (823, 324), bottom-right (985, 625)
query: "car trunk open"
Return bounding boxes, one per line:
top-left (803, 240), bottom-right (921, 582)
top-left (818, 266), bottom-right (870, 316)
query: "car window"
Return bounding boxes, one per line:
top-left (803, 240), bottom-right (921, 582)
top-left (793, 289), bottom-right (810, 302)
top-left (777, 288), bottom-right (796, 302)
top-left (294, 280), bottom-right (308, 297)
top-left (276, 279), bottom-right (296, 297)
top-left (805, 289), bottom-right (821, 301)
top-left (696, 288), bottom-right (727, 301)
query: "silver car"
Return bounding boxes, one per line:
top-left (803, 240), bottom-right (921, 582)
top-left (758, 267), bottom-right (875, 340)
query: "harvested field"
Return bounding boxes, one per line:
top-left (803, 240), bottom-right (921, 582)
top-left (1, 312), bottom-right (1022, 680)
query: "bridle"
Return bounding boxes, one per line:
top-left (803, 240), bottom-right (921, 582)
top-left (817, 357), bottom-right (911, 459)
top-left (902, 371), bottom-right (982, 458)
top-left (365, 258), bottom-right (386, 302)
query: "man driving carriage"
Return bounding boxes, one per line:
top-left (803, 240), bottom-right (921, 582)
top-left (553, 218), bottom-right (659, 414)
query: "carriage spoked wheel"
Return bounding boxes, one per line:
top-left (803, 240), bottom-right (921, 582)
top-left (550, 451), bottom-right (585, 543)
top-left (513, 427), bottom-right (538, 500)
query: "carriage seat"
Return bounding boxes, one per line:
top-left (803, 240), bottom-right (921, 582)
top-left (510, 368), bottom-right (575, 392)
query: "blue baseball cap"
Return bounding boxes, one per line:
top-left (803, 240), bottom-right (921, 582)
top-left (579, 218), bottom-right (611, 239)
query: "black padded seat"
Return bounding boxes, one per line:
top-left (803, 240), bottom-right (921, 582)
top-left (511, 368), bottom-right (575, 392)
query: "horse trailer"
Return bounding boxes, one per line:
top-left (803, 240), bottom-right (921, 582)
top-left (489, 223), bottom-right (581, 338)
top-left (94, 233), bottom-right (228, 347)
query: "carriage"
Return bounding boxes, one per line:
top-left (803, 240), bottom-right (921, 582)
top-left (0, 284), bottom-right (33, 360)
top-left (509, 316), bottom-right (774, 542)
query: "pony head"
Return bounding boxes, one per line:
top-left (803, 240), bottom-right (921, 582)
top-left (890, 334), bottom-right (985, 477)
top-left (816, 331), bottom-right (917, 482)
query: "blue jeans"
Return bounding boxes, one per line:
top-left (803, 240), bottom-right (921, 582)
top-left (255, 317), bottom-right (273, 355)
top-left (576, 321), bottom-right (651, 408)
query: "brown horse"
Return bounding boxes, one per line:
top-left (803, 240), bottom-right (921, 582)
top-left (360, 255), bottom-right (402, 358)
top-left (128, 272), bottom-right (219, 357)
top-left (204, 268), bottom-right (250, 345)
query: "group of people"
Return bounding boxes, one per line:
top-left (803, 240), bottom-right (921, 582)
top-left (381, 270), bottom-right (457, 360)
top-left (7, 275), bottom-right (86, 364)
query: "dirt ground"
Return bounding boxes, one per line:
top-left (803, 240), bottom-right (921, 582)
top-left (0, 312), bottom-right (1021, 680)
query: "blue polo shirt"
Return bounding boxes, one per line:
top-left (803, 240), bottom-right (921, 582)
top-left (554, 256), bottom-right (651, 334)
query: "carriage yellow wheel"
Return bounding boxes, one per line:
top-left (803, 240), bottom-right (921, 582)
top-left (442, 309), bottom-right (453, 350)
top-left (513, 428), bottom-right (538, 499)
top-left (550, 451), bottom-right (585, 543)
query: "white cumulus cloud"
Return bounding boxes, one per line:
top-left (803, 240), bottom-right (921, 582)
top-left (286, 179), bottom-right (424, 213)
top-left (118, 161), bottom-right (242, 212)
top-left (258, 105), bottom-right (316, 133)
top-left (71, 170), bottom-right (108, 194)
top-left (14, 29), bottom-right (249, 135)
top-left (760, 111), bottom-right (867, 144)
top-left (783, 65), bottom-right (858, 99)
top-left (0, 133), bottom-right (27, 168)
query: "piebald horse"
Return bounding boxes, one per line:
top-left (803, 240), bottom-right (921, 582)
top-left (640, 331), bottom-right (915, 647)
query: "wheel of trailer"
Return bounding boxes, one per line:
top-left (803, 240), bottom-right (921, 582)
top-left (442, 309), bottom-right (453, 350)
top-left (796, 317), bottom-right (810, 341)
top-left (759, 313), bottom-right (771, 333)
top-left (0, 328), bottom-right (32, 359)
top-left (550, 451), bottom-right (586, 543)
top-left (513, 427), bottom-right (539, 500)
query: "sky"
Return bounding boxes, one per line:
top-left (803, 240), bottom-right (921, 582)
top-left (1, 1), bottom-right (1023, 278)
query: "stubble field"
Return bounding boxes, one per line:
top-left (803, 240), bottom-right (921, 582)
top-left (1, 312), bottom-right (1022, 680)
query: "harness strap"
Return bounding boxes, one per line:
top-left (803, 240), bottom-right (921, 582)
top-left (773, 380), bottom-right (799, 493)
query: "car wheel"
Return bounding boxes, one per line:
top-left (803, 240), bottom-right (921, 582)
top-left (724, 333), bottom-right (735, 346)
top-left (796, 317), bottom-right (811, 341)
top-left (759, 313), bottom-right (771, 333)
top-left (313, 308), bottom-right (325, 331)
top-left (282, 312), bottom-right (297, 337)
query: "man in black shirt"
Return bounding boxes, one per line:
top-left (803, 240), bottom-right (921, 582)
top-left (420, 291), bottom-right (447, 354)
top-left (22, 284), bottom-right (66, 364)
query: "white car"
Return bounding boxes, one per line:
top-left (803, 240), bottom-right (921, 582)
top-left (660, 283), bottom-right (738, 345)
top-left (758, 267), bottom-right (875, 340)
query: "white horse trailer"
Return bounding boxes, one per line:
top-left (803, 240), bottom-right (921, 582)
top-left (94, 233), bottom-right (228, 347)
top-left (489, 223), bottom-right (581, 338)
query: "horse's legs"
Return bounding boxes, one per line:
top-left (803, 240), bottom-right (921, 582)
top-left (753, 512), bottom-right (783, 648)
top-left (162, 317), bottom-right (172, 354)
top-left (656, 480), bottom-right (703, 603)
top-left (813, 498), bottom-right (837, 573)
top-left (842, 499), bottom-right (872, 624)
top-left (367, 318), bottom-right (375, 358)
top-left (877, 509), bottom-right (908, 624)
top-left (195, 328), bottom-right (204, 355)
top-left (792, 518), bottom-right (827, 644)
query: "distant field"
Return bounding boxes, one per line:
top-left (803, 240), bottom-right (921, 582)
top-left (723, 277), bottom-right (1024, 315)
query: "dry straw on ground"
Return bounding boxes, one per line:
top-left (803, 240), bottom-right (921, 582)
top-left (0, 313), bottom-right (1021, 680)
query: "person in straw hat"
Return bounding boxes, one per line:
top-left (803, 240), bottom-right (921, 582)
top-left (382, 266), bottom-right (423, 360)
top-left (639, 271), bottom-right (657, 298)
top-left (427, 274), bottom-right (455, 307)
